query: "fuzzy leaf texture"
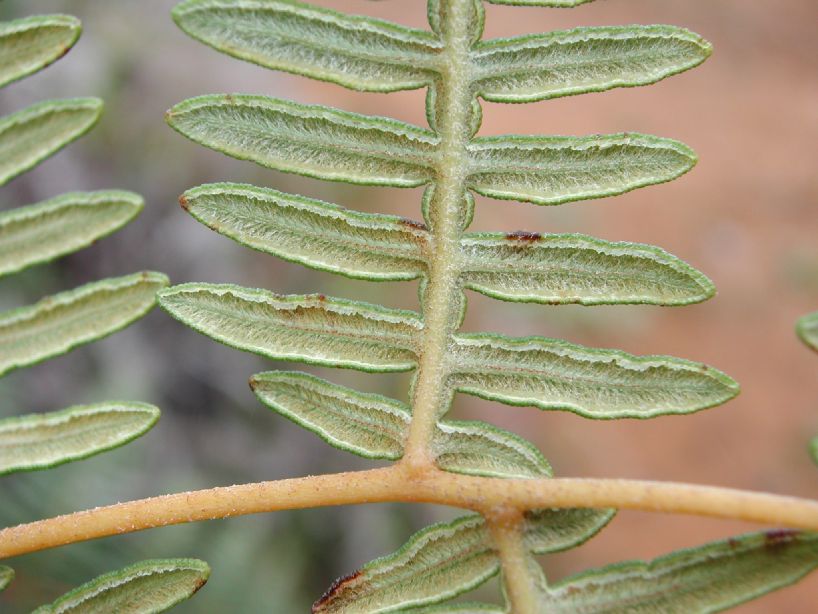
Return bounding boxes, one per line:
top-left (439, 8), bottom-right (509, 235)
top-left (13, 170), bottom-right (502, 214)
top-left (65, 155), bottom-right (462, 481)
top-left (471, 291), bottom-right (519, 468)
top-left (0, 272), bottom-right (169, 377)
top-left (460, 232), bottom-right (714, 306)
top-left (797, 311), bottom-right (818, 353)
top-left (250, 370), bottom-right (553, 478)
top-left (450, 334), bottom-right (738, 419)
top-left (31, 559), bottom-right (210, 614)
top-left (0, 402), bottom-right (160, 475)
top-left (0, 14), bottom-right (81, 88)
top-left (166, 96), bottom-right (438, 187)
top-left (540, 530), bottom-right (818, 612)
top-left (313, 510), bottom-right (612, 613)
top-left (180, 183), bottom-right (428, 281)
top-left (172, 0), bottom-right (441, 92)
top-left (0, 98), bottom-right (102, 186)
top-left (0, 191), bottom-right (143, 277)
top-left (472, 25), bottom-right (711, 103)
top-left (467, 134), bottom-right (696, 206)
top-left (158, 284), bottom-right (422, 372)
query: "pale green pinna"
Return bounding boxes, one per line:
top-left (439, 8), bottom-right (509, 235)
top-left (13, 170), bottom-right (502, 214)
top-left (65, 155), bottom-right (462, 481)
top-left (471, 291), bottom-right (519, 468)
top-left (0, 14), bottom-right (208, 611)
top-left (158, 0), bottom-right (818, 611)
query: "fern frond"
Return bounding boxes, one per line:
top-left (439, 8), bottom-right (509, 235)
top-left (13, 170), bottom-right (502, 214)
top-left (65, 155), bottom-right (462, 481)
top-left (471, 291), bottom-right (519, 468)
top-left (250, 370), bottom-right (553, 478)
top-left (0, 402), bottom-right (160, 475)
top-left (473, 25), bottom-right (711, 103)
top-left (797, 311), bottom-right (818, 353)
top-left (0, 191), bottom-right (143, 277)
top-left (539, 530), bottom-right (818, 612)
top-left (0, 98), bottom-right (102, 186)
top-left (172, 0), bottom-right (441, 92)
top-left (180, 183), bottom-right (429, 281)
top-left (0, 272), bottom-right (168, 377)
top-left (450, 333), bottom-right (738, 419)
top-left (0, 14), bottom-right (81, 87)
top-left (166, 96), bottom-right (438, 186)
top-left (159, 284), bottom-right (421, 372)
top-left (31, 559), bottom-right (210, 614)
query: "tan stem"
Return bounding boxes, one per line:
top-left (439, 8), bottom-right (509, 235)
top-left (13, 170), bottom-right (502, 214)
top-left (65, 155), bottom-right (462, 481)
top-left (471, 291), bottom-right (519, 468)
top-left (487, 510), bottom-right (540, 614)
top-left (3, 463), bottom-right (818, 560)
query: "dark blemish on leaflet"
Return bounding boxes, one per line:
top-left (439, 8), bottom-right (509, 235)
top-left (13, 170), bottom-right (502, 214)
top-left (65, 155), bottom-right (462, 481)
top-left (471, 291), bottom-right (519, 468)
top-left (764, 529), bottom-right (800, 549)
top-left (399, 217), bottom-right (428, 232)
top-left (506, 230), bottom-right (541, 243)
top-left (312, 570), bottom-right (362, 611)
top-left (178, 195), bottom-right (189, 211)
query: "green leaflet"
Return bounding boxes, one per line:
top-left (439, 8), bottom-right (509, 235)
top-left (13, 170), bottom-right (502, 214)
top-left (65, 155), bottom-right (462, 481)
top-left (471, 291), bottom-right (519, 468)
top-left (32, 558), bottom-right (210, 614)
top-left (449, 333), bottom-right (739, 419)
top-left (810, 437), bottom-right (818, 467)
top-left (250, 370), bottom-right (409, 459)
top-left (0, 272), bottom-right (169, 377)
top-left (0, 566), bottom-right (12, 592)
top-left (172, 0), bottom-right (441, 92)
top-left (797, 311), bottom-right (818, 353)
top-left (542, 530), bottom-right (818, 613)
top-left (181, 183), bottom-right (428, 281)
top-left (467, 133), bottom-right (696, 206)
top-left (0, 402), bottom-right (159, 475)
top-left (0, 191), bottom-right (143, 277)
top-left (314, 510), bottom-right (612, 613)
top-left (249, 370), bottom-right (552, 478)
top-left (158, 284), bottom-right (422, 372)
top-left (166, 95), bottom-right (438, 187)
top-left (473, 25), bottom-right (710, 103)
top-left (0, 14), bottom-right (81, 88)
top-left (0, 98), bottom-right (103, 186)
top-left (523, 508), bottom-right (614, 555)
top-left (313, 515), bottom-right (498, 613)
top-left (460, 232), bottom-right (714, 306)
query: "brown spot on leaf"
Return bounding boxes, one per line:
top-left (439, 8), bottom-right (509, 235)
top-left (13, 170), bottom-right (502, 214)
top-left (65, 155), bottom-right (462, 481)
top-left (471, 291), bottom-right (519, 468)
top-left (764, 528), bottom-right (800, 549)
top-left (224, 94), bottom-right (236, 104)
top-left (506, 230), bottom-right (541, 243)
top-left (191, 577), bottom-right (208, 595)
top-left (248, 376), bottom-right (259, 391)
top-left (312, 570), bottom-right (362, 613)
top-left (399, 217), bottom-right (428, 232)
top-left (179, 195), bottom-right (189, 211)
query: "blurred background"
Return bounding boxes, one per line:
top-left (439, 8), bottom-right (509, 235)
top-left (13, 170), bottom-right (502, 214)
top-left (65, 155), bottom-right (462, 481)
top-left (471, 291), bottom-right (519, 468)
top-left (1, 0), bottom-right (817, 611)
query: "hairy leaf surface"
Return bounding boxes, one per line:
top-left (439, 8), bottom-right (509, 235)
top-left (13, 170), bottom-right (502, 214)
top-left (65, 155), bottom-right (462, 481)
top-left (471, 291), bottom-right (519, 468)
top-left (0, 272), bottom-right (168, 377)
top-left (159, 284), bottom-right (421, 372)
top-left (543, 530), bottom-right (818, 612)
top-left (432, 419), bottom-right (551, 479)
top-left (167, 95), bottom-right (438, 186)
top-left (0, 14), bottom-right (81, 88)
top-left (250, 370), bottom-right (552, 478)
top-left (172, 0), bottom-right (441, 92)
top-left (0, 98), bottom-right (103, 186)
top-left (0, 566), bottom-right (12, 592)
top-left (251, 370), bottom-right (409, 459)
top-left (0, 191), bottom-right (143, 277)
top-left (313, 515), bottom-right (498, 613)
top-left (523, 508), bottom-right (614, 555)
top-left (0, 402), bottom-right (159, 475)
top-left (32, 558), bottom-right (210, 614)
top-left (797, 311), bottom-right (818, 353)
top-left (460, 233), bottom-right (714, 305)
top-left (450, 334), bottom-right (739, 419)
top-left (410, 606), bottom-right (503, 614)
top-left (181, 183), bottom-right (428, 280)
top-left (473, 26), bottom-right (709, 103)
top-left (467, 134), bottom-right (696, 206)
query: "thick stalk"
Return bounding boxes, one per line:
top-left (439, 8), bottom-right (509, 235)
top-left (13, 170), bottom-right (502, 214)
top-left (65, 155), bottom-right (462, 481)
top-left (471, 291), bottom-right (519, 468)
top-left (404, 0), bottom-right (474, 467)
top-left (4, 466), bottom-right (818, 560)
top-left (488, 510), bottom-right (540, 614)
